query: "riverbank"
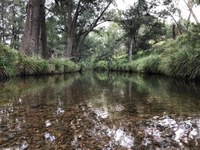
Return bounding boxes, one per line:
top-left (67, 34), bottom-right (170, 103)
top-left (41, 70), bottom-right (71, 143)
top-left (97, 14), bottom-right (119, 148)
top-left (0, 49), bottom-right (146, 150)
top-left (95, 33), bottom-right (200, 80)
top-left (1, 33), bottom-right (200, 80)
top-left (0, 44), bottom-right (80, 79)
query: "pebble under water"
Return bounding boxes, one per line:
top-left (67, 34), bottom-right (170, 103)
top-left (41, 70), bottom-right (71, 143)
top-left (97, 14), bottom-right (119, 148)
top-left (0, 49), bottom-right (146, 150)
top-left (1, 72), bottom-right (200, 149)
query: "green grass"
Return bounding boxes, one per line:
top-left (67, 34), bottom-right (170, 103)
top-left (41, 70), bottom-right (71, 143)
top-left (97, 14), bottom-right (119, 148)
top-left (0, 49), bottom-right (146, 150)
top-left (95, 33), bottom-right (200, 80)
top-left (0, 44), bottom-right (80, 78)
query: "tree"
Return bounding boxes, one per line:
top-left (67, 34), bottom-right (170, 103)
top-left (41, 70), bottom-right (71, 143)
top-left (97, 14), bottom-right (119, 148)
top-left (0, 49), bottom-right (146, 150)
top-left (121, 0), bottom-right (154, 62)
top-left (81, 23), bottom-right (123, 63)
top-left (0, 0), bottom-right (7, 44)
top-left (160, 0), bottom-right (183, 35)
top-left (20, 0), bottom-right (48, 58)
top-left (53, 0), bottom-right (114, 58)
top-left (0, 0), bottom-right (25, 48)
top-left (20, 0), bottom-right (41, 56)
top-left (40, 0), bottom-right (48, 59)
top-left (184, 0), bottom-right (199, 24)
top-left (9, 0), bottom-right (26, 49)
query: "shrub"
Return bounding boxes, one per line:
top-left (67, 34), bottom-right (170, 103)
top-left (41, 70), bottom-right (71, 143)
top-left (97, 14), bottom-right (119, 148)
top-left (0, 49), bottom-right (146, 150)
top-left (0, 44), bottom-right (80, 78)
top-left (94, 33), bottom-right (200, 80)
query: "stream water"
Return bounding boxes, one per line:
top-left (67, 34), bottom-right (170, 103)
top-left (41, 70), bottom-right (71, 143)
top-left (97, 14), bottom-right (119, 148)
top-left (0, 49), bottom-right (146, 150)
top-left (1, 72), bottom-right (200, 149)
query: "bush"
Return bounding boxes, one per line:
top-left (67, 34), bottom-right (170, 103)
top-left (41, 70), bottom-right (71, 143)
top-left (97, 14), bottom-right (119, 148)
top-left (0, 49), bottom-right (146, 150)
top-left (0, 44), bottom-right (80, 78)
top-left (0, 45), bottom-right (19, 78)
top-left (94, 61), bottom-right (108, 71)
top-left (94, 33), bottom-right (200, 80)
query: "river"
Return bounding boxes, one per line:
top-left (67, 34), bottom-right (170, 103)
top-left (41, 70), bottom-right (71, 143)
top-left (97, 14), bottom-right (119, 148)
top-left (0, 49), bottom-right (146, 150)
top-left (0, 72), bottom-right (200, 149)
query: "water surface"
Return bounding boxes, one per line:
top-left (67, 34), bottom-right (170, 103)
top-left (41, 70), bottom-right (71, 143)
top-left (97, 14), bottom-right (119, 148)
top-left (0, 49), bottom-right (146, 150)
top-left (0, 72), bottom-right (200, 149)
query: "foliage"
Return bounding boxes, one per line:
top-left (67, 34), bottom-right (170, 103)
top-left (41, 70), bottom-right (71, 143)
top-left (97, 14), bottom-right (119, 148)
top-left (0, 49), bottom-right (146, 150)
top-left (120, 0), bottom-right (167, 52)
top-left (94, 33), bottom-right (200, 80)
top-left (0, 44), bottom-right (80, 79)
top-left (1, 0), bottom-right (200, 81)
top-left (0, 0), bottom-right (26, 48)
top-left (46, 16), bottom-right (66, 57)
top-left (48, 0), bottom-right (114, 58)
top-left (0, 44), bottom-right (20, 77)
top-left (94, 61), bottom-right (109, 71)
top-left (81, 23), bottom-right (124, 62)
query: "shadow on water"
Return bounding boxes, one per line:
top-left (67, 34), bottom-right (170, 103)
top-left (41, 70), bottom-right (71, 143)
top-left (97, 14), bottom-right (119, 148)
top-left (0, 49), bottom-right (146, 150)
top-left (0, 72), bottom-right (200, 149)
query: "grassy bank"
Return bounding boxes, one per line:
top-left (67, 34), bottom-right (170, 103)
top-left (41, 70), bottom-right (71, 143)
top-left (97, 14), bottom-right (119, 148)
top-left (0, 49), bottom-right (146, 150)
top-left (0, 44), bottom-right (80, 79)
top-left (95, 33), bottom-right (200, 80)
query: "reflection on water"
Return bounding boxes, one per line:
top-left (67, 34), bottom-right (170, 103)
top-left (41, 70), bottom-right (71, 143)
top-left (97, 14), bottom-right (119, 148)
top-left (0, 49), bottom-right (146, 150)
top-left (142, 115), bottom-right (200, 149)
top-left (0, 72), bottom-right (200, 149)
top-left (44, 132), bottom-right (56, 142)
top-left (94, 108), bottom-right (109, 119)
top-left (106, 127), bottom-right (134, 148)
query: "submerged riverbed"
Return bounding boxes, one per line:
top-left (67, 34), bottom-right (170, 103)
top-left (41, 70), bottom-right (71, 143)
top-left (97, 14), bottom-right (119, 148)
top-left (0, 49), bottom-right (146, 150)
top-left (1, 72), bottom-right (200, 149)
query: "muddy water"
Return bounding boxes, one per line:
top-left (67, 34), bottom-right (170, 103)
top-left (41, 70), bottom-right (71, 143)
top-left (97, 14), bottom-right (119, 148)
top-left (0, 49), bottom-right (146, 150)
top-left (1, 72), bottom-right (200, 149)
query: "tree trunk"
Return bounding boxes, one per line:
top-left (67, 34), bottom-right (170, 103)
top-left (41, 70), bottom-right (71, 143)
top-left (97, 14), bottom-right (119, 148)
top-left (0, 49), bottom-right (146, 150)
top-left (128, 38), bottom-right (133, 63)
top-left (20, 0), bottom-right (41, 56)
top-left (172, 24), bottom-right (176, 39)
top-left (170, 14), bottom-right (182, 34)
top-left (40, 0), bottom-right (48, 59)
top-left (186, 12), bottom-right (192, 32)
top-left (64, 0), bottom-right (113, 59)
top-left (66, 32), bottom-right (74, 58)
top-left (1, 16), bottom-right (5, 43)
top-left (65, 0), bottom-right (74, 58)
top-left (0, 0), bottom-right (5, 43)
top-left (10, 5), bottom-right (18, 49)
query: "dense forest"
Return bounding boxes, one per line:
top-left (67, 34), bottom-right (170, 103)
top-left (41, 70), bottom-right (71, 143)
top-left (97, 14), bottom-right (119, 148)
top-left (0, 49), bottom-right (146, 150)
top-left (0, 0), bottom-right (200, 79)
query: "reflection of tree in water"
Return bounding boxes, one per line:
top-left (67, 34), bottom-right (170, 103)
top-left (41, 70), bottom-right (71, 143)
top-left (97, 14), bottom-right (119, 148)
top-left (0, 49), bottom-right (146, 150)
top-left (0, 74), bottom-right (80, 107)
top-left (0, 102), bottom-right (135, 149)
top-left (92, 72), bottom-right (164, 115)
top-left (95, 72), bottom-right (200, 115)
top-left (1, 72), bottom-right (200, 149)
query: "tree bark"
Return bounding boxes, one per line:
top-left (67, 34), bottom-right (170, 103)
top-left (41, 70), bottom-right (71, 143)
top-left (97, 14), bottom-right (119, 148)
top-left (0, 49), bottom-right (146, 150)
top-left (0, 0), bottom-right (5, 43)
top-left (10, 4), bottom-right (18, 49)
top-left (172, 24), bottom-right (176, 39)
top-left (65, 0), bottom-right (113, 58)
top-left (65, 0), bottom-right (74, 58)
top-left (128, 38), bottom-right (133, 63)
top-left (20, 0), bottom-right (41, 56)
top-left (40, 0), bottom-right (48, 59)
top-left (66, 32), bottom-right (74, 58)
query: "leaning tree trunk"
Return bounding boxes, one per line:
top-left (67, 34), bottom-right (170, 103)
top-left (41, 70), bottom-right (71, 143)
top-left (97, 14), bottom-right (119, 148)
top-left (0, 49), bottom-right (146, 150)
top-left (184, 0), bottom-right (199, 24)
top-left (20, 0), bottom-right (41, 56)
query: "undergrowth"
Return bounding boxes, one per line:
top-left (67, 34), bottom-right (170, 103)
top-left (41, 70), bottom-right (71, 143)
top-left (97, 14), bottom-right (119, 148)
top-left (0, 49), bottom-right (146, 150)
top-left (0, 44), bottom-right (80, 79)
top-left (94, 33), bottom-right (200, 80)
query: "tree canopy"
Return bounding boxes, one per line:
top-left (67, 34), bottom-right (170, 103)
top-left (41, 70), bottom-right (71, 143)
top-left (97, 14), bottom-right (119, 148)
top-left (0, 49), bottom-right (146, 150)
top-left (0, 0), bottom-right (199, 62)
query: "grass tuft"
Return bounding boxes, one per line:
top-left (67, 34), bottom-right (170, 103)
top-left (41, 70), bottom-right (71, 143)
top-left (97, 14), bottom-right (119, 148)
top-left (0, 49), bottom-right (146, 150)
top-left (0, 44), bottom-right (80, 79)
top-left (94, 33), bottom-right (200, 80)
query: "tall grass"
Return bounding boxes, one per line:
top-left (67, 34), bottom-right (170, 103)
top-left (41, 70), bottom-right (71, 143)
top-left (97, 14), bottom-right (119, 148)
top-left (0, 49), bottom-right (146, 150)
top-left (96, 33), bottom-right (200, 80)
top-left (0, 44), bottom-right (80, 79)
top-left (0, 45), bottom-right (19, 77)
